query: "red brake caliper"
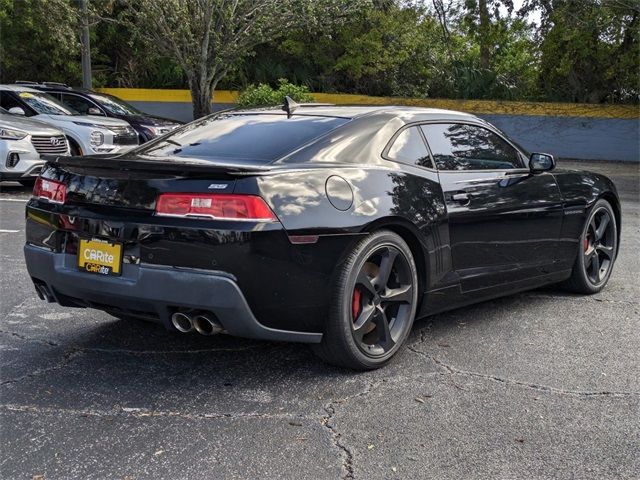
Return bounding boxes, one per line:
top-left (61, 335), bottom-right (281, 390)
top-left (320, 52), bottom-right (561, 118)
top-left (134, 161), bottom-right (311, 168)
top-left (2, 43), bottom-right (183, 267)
top-left (584, 235), bottom-right (589, 252)
top-left (352, 287), bottom-right (362, 320)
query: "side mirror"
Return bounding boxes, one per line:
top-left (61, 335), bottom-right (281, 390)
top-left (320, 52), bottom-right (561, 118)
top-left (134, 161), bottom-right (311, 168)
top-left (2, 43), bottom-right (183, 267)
top-left (87, 107), bottom-right (104, 116)
top-left (529, 152), bottom-right (555, 173)
top-left (8, 107), bottom-right (25, 116)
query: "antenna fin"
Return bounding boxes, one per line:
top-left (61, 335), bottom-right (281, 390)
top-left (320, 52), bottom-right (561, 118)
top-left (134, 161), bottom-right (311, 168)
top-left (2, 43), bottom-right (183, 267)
top-left (282, 96), bottom-right (299, 118)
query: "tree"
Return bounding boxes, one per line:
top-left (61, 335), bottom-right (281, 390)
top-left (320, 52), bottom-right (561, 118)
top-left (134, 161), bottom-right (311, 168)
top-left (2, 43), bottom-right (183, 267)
top-left (460, 0), bottom-right (514, 70)
top-left (0, 0), bottom-right (80, 83)
top-left (525, 0), bottom-right (640, 102)
top-left (129, 0), bottom-right (367, 119)
top-left (478, 0), bottom-right (491, 68)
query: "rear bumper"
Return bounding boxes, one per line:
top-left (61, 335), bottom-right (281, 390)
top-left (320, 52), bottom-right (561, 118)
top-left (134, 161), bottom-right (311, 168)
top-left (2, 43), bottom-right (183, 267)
top-left (24, 244), bottom-right (322, 344)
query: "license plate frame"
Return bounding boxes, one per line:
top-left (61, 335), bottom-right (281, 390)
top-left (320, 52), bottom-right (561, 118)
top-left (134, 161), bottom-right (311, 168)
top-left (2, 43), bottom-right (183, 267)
top-left (77, 237), bottom-right (123, 276)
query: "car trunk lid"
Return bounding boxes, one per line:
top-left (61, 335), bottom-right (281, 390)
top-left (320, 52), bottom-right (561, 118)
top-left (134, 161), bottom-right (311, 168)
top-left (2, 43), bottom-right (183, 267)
top-left (39, 155), bottom-right (269, 211)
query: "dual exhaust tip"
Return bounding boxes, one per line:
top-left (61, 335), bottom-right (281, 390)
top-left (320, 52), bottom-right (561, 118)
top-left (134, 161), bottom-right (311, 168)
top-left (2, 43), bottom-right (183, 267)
top-left (171, 311), bottom-right (224, 336)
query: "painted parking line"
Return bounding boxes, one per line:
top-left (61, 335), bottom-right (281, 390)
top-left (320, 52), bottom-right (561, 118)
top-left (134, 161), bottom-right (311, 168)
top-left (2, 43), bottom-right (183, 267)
top-left (0, 229), bottom-right (20, 233)
top-left (0, 198), bottom-right (28, 202)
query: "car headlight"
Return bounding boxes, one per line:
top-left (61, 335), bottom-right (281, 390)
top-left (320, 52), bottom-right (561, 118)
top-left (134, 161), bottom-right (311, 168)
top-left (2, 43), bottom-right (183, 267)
top-left (90, 130), bottom-right (104, 146)
top-left (141, 124), bottom-right (178, 137)
top-left (0, 127), bottom-right (28, 140)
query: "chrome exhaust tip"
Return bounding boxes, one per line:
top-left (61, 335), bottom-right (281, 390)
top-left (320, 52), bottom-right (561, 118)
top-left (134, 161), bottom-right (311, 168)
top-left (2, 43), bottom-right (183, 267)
top-left (34, 283), bottom-right (55, 302)
top-left (193, 313), bottom-right (224, 336)
top-left (171, 311), bottom-right (194, 333)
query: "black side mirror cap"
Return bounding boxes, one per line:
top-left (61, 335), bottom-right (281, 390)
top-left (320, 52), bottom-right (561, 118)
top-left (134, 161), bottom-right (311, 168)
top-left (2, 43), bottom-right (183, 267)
top-left (529, 152), bottom-right (555, 173)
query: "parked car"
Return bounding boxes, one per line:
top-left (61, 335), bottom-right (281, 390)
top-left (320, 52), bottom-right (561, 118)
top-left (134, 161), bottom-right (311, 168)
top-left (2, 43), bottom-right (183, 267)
top-left (0, 85), bottom-right (138, 156)
top-left (23, 101), bottom-right (620, 370)
top-left (17, 82), bottom-right (182, 143)
top-left (0, 106), bottom-right (69, 185)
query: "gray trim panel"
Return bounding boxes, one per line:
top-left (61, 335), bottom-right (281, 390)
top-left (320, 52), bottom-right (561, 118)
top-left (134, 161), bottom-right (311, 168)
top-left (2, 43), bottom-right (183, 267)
top-left (24, 245), bottom-right (323, 344)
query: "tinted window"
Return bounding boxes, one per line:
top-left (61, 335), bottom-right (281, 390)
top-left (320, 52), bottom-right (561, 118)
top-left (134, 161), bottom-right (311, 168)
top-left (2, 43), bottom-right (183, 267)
top-left (387, 127), bottom-right (432, 168)
top-left (89, 93), bottom-right (141, 115)
top-left (136, 114), bottom-right (348, 164)
top-left (0, 92), bottom-right (25, 112)
top-left (421, 123), bottom-right (522, 171)
top-left (60, 94), bottom-right (97, 115)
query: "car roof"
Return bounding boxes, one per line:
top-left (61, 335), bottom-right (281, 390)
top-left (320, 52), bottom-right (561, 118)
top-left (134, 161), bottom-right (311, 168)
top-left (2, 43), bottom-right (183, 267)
top-left (236, 105), bottom-right (479, 122)
top-left (0, 84), bottom-right (43, 92)
top-left (11, 82), bottom-right (96, 94)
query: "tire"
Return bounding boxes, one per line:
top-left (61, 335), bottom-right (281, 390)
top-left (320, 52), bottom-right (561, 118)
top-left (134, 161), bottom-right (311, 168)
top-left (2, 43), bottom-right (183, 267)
top-left (312, 230), bottom-right (419, 370)
top-left (19, 179), bottom-right (36, 188)
top-left (560, 199), bottom-right (618, 294)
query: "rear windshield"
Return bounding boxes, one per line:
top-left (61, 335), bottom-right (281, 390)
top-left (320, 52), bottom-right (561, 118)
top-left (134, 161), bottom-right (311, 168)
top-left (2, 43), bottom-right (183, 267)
top-left (135, 113), bottom-right (349, 164)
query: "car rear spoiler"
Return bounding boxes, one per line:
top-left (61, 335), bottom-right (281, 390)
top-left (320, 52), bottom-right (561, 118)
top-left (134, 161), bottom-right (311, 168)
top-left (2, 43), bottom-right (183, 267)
top-left (43, 154), bottom-right (273, 175)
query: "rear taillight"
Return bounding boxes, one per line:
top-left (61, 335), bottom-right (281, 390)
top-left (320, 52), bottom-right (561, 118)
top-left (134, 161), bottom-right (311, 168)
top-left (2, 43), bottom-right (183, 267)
top-left (33, 177), bottom-right (66, 204)
top-left (155, 193), bottom-right (277, 221)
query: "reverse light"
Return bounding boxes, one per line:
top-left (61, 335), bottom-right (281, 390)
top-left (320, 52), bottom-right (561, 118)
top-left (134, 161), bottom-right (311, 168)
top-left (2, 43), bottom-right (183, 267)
top-left (155, 193), bottom-right (277, 221)
top-left (33, 177), bottom-right (66, 204)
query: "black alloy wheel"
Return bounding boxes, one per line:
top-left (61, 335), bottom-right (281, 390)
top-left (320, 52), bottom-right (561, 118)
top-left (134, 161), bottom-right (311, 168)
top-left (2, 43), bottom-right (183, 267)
top-left (312, 230), bottom-right (419, 370)
top-left (583, 207), bottom-right (616, 286)
top-left (562, 199), bottom-right (618, 294)
top-left (351, 245), bottom-right (414, 357)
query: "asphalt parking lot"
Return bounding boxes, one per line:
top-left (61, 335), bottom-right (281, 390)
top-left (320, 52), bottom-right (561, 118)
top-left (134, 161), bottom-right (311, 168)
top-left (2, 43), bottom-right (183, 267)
top-left (0, 160), bottom-right (638, 480)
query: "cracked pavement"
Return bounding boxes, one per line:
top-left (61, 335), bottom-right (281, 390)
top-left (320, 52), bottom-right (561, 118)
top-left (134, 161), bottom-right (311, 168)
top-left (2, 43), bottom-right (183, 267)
top-left (1, 160), bottom-right (638, 479)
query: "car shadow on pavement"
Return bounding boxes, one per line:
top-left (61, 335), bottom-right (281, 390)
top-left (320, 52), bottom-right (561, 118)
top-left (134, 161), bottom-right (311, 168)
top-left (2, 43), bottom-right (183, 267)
top-left (3, 285), bottom-right (592, 417)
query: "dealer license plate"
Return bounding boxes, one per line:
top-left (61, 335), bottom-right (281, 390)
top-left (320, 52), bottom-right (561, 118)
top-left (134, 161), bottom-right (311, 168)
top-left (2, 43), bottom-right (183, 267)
top-left (78, 238), bottom-right (123, 276)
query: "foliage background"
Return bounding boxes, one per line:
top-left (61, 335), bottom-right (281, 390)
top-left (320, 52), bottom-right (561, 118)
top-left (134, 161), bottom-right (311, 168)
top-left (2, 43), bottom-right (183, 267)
top-left (0, 0), bottom-right (638, 105)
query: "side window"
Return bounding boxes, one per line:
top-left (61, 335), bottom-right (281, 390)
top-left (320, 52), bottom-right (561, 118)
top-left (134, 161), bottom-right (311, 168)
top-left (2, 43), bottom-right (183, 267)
top-left (421, 123), bottom-right (522, 171)
top-left (0, 92), bottom-right (29, 114)
top-left (60, 94), bottom-right (96, 115)
top-left (386, 126), bottom-right (432, 168)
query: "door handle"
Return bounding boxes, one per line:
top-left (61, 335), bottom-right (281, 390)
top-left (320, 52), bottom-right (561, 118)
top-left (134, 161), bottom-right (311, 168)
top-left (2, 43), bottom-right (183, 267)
top-left (451, 192), bottom-right (470, 204)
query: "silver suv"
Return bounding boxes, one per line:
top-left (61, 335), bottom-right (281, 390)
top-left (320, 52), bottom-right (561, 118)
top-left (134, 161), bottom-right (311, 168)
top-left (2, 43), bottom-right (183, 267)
top-left (0, 85), bottom-right (138, 156)
top-left (0, 107), bottom-right (69, 185)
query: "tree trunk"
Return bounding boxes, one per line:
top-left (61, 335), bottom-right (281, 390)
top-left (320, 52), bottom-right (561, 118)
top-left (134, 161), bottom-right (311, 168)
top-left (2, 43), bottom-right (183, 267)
top-left (189, 77), bottom-right (213, 120)
top-left (478, 0), bottom-right (490, 70)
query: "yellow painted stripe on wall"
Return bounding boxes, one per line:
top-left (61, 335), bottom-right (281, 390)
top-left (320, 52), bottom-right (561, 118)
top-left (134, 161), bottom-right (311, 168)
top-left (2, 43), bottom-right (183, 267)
top-left (312, 93), bottom-right (639, 119)
top-left (97, 88), bottom-right (239, 104)
top-left (96, 88), bottom-right (638, 119)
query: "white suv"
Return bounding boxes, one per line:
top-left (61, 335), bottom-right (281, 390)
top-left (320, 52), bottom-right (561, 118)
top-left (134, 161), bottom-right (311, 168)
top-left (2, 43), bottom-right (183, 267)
top-left (0, 85), bottom-right (138, 156)
top-left (0, 107), bottom-right (69, 185)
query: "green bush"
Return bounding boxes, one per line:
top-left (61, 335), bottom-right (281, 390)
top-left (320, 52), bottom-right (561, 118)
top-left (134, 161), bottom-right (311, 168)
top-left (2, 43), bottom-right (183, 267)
top-left (237, 79), bottom-right (314, 107)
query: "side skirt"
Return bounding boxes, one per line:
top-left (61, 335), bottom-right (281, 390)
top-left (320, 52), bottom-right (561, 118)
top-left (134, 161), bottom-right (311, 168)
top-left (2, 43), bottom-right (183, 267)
top-left (419, 269), bottom-right (573, 318)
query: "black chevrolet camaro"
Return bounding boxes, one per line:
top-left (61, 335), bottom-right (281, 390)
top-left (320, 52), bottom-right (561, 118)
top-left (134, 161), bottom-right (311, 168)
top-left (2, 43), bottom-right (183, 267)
top-left (24, 101), bottom-right (621, 369)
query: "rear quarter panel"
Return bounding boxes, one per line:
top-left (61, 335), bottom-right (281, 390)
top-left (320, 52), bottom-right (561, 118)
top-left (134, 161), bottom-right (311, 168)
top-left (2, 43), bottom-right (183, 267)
top-left (240, 164), bottom-right (450, 313)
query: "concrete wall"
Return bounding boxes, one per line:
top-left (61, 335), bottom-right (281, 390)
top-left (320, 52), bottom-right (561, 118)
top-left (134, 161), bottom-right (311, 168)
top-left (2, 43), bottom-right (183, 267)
top-left (480, 115), bottom-right (639, 162)
top-left (117, 89), bottom-right (639, 162)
